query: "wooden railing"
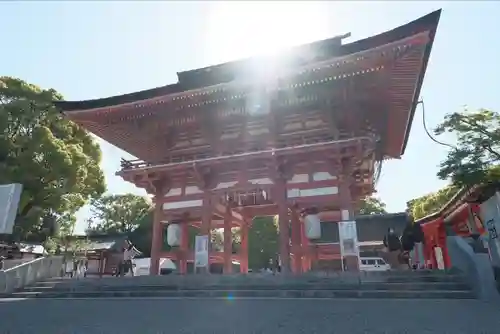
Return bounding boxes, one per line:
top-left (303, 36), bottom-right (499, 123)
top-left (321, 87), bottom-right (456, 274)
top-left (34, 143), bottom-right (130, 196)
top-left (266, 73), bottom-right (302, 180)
top-left (120, 153), bottom-right (216, 170)
top-left (120, 158), bottom-right (150, 170)
top-left (119, 136), bottom-right (376, 172)
top-left (223, 189), bottom-right (274, 207)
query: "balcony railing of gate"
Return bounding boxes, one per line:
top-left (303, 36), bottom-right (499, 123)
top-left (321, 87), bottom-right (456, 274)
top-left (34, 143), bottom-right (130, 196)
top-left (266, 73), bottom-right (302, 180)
top-left (223, 189), bottom-right (273, 207)
top-left (119, 136), bottom-right (375, 171)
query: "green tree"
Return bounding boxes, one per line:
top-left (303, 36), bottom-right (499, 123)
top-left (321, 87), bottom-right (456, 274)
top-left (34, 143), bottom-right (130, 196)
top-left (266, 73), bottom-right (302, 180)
top-left (42, 211), bottom-right (78, 253)
top-left (0, 77), bottom-right (105, 241)
top-left (406, 185), bottom-right (459, 221)
top-left (435, 108), bottom-right (500, 187)
top-left (248, 216), bottom-right (279, 270)
top-left (86, 194), bottom-right (151, 234)
top-left (127, 210), bottom-right (153, 256)
top-left (358, 196), bottom-right (388, 215)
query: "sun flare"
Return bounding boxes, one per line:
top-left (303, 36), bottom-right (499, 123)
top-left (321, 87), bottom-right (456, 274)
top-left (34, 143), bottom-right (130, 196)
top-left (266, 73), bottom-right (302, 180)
top-left (204, 1), bottom-right (331, 63)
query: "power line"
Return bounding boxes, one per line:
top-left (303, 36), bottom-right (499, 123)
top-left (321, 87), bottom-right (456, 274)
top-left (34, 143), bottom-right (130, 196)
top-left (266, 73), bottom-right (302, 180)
top-left (418, 99), bottom-right (456, 150)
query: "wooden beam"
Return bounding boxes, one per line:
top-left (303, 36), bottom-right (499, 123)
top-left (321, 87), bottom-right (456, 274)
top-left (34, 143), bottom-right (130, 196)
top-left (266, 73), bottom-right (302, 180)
top-left (213, 202), bottom-right (244, 224)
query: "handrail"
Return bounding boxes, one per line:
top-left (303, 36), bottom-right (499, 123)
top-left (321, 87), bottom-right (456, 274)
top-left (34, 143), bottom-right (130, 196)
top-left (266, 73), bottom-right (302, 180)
top-left (4, 257), bottom-right (44, 271)
top-left (0, 256), bottom-right (64, 294)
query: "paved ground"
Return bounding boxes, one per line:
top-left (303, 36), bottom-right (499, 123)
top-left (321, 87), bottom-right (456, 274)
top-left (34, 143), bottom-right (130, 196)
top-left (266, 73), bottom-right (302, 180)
top-left (0, 298), bottom-right (499, 334)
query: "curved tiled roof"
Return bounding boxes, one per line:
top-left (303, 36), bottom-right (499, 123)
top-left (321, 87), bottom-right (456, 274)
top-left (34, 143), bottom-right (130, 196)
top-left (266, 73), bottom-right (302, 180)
top-left (56, 10), bottom-right (441, 156)
top-left (55, 10), bottom-right (440, 112)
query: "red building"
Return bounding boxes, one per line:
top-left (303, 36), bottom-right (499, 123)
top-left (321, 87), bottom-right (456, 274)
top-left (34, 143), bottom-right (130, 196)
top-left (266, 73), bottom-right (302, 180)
top-left (416, 184), bottom-right (492, 269)
top-left (56, 11), bottom-right (440, 275)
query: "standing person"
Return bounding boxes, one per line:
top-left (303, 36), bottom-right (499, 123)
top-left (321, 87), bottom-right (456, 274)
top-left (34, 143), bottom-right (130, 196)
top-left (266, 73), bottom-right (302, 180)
top-left (383, 228), bottom-right (401, 269)
top-left (75, 259), bottom-right (85, 279)
top-left (71, 258), bottom-right (78, 278)
top-left (274, 254), bottom-right (281, 274)
top-left (83, 259), bottom-right (89, 277)
top-left (121, 240), bottom-right (141, 277)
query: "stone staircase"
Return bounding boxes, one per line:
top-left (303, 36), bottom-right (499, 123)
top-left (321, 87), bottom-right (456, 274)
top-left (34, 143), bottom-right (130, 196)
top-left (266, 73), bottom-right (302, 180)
top-left (2, 270), bottom-right (476, 300)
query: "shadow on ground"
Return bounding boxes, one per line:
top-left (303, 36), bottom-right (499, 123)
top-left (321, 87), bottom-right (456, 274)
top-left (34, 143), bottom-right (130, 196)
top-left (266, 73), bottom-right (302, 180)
top-left (0, 298), bottom-right (499, 334)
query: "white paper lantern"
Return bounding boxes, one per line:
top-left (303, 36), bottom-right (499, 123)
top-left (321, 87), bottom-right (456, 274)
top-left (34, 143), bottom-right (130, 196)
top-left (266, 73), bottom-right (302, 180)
top-left (167, 224), bottom-right (181, 246)
top-left (304, 214), bottom-right (321, 239)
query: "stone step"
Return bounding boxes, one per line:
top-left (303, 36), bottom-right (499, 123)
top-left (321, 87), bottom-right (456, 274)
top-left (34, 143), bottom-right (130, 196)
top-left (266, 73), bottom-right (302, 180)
top-left (34, 274), bottom-right (466, 289)
top-left (31, 276), bottom-right (466, 291)
top-left (21, 281), bottom-right (471, 293)
top-left (361, 275), bottom-right (466, 283)
top-left (40, 270), bottom-right (460, 284)
top-left (6, 289), bottom-right (476, 300)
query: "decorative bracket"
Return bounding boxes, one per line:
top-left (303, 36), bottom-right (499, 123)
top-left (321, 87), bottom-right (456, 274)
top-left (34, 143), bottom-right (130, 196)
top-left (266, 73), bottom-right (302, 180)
top-left (269, 155), bottom-right (293, 182)
top-left (192, 163), bottom-right (218, 190)
top-left (150, 175), bottom-right (170, 195)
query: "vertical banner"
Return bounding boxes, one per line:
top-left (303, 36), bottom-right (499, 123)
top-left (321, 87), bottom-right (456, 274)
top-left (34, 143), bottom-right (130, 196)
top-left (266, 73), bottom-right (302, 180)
top-left (434, 247), bottom-right (445, 270)
top-left (0, 183), bottom-right (23, 234)
top-left (479, 193), bottom-right (500, 269)
top-left (338, 220), bottom-right (360, 259)
top-left (194, 235), bottom-right (209, 268)
top-left (410, 243), bottom-right (425, 268)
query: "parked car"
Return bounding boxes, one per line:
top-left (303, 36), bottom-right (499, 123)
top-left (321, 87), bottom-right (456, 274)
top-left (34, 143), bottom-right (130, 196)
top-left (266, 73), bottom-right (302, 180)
top-left (359, 257), bottom-right (391, 272)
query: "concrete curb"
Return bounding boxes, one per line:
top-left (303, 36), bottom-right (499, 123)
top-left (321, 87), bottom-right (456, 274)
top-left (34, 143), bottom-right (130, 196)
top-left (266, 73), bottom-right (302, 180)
top-left (6, 289), bottom-right (476, 300)
top-left (20, 281), bottom-right (471, 293)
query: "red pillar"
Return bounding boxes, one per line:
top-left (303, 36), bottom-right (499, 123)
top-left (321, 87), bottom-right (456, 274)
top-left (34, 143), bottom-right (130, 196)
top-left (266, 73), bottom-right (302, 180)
top-left (223, 205), bottom-right (233, 274)
top-left (179, 221), bottom-right (189, 274)
top-left (240, 223), bottom-right (249, 273)
top-left (150, 194), bottom-right (164, 276)
top-left (276, 179), bottom-right (291, 274)
top-left (291, 209), bottom-right (302, 274)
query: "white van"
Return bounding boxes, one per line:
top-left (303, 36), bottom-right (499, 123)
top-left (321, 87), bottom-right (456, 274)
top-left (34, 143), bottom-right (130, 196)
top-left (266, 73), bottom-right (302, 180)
top-left (359, 257), bottom-right (391, 272)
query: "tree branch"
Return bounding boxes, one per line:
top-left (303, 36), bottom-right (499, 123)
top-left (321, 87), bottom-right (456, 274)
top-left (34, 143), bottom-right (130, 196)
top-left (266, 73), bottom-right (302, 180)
top-left (458, 117), bottom-right (497, 143)
top-left (483, 143), bottom-right (500, 160)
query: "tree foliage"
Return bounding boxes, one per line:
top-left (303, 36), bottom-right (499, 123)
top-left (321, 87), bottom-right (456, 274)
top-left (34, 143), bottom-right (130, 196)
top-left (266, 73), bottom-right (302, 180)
top-left (435, 108), bottom-right (500, 187)
top-left (0, 77), bottom-right (105, 241)
top-left (248, 216), bottom-right (279, 270)
top-left (86, 194), bottom-right (152, 234)
top-left (44, 234), bottom-right (90, 256)
top-left (358, 196), bottom-right (388, 215)
top-left (406, 185), bottom-right (459, 221)
top-left (127, 210), bottom-right (154, 256)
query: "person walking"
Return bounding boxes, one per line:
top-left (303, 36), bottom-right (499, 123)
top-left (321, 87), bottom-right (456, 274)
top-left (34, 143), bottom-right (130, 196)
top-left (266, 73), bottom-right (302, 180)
top-left (120, 240), bottom-right (141, 277)
top-left (383, 228), bottom-right (401, 269)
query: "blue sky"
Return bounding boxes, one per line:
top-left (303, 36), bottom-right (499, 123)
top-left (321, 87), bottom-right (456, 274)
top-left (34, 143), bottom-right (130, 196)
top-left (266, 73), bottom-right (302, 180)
top-left (1, 1), bottom-right (499, 234)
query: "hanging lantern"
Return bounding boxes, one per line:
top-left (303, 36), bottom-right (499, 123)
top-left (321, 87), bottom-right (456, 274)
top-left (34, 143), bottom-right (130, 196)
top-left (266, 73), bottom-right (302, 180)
top-left (304, 214), bottom-right (321, 240)
top-left (167, 223), bottom-right (181, 247)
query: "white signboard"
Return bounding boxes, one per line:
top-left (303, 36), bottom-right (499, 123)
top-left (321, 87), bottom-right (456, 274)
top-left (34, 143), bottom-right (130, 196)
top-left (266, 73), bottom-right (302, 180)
top-left (479, 193), bottom-right (500, 269)
top-left (338, 220), bottom-right (360, 258)
top-left (194, 235), bottom-right (209, 268)
top-left (0, 183), bottom-right (23, 234)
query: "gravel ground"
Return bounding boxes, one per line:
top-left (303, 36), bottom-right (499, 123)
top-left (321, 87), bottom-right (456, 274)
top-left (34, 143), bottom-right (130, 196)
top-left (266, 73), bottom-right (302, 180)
top-left (0, 297), bottom-right (499, 334)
